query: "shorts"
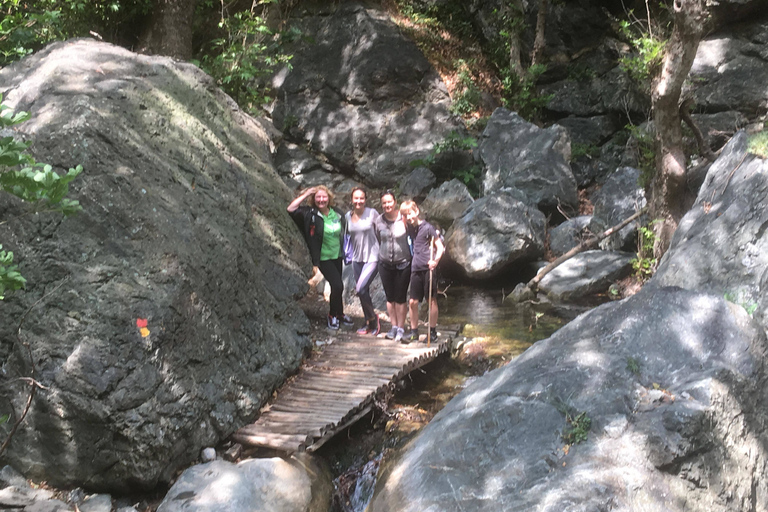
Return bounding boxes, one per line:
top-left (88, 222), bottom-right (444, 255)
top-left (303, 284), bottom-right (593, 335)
top-left (379, 261), bottom-right (411, 304)
top-left (409, 269), bottom-right (437, 302)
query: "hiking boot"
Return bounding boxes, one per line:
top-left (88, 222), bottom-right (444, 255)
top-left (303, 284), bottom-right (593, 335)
top-left (385, 326), bottom-right (398, 339)
top-left (429, 327), bottom-right (438, 340)
top-left (340, 314), bottom-right (354, 326)
top-left (327, 315), bottom-right (340, 330)
top-left (394, 327), bottom-right (405, 343)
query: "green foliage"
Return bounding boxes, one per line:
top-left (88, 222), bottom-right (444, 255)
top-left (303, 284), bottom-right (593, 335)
top-left (0, 245), bottom-right (26, 299)
top-left (626, 356), bottom-right (641, 375)
top-left (0, 96), bottom-right (82, 299)
top-left (500, 64), bottom-right (552, 120)
top-left (0, 0), bottom-right (152, 66)
top-left (571, 143), bottom-right (601, 159)
top-left (412, 130), bottom-right (477, 168)
top-left (450, 59), bottom-right (483, 116)
top-left (724, 291), bottom-right (759, 317)
top-left (631, 221), bottom-right (659, 281)
top-left (198, 8), bottom-right (295, 112)
top-left (562, 411), bottom-right (591, 445)
top-left (748, 130), bottom-right (768, 159)
top-left (617, 16), bottom-right (666, 83)
top-left (412, 131), bottom-right (482, 197)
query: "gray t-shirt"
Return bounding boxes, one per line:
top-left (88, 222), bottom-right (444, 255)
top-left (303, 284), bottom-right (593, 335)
top-left (346, 207), bottom-right (380, 263)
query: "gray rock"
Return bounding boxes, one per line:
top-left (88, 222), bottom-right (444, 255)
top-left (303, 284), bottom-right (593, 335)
top-left (0, 486), bottom-right (52, 508)
top-left (78, 494), bottom-right (112, 512)
top-left (23, 500), bottom-right (72, 512)
top-left (398, 167), bottom-right (436, 200)
top-left (650, 131), bottom-right (768, 332)
top-left (691, 24), bottom-right (768, 115)
top-left (478, 108), bottom-right (578, 213)
top-left (369, 287), bottom-right (768, 511)
top-left (274, 142), bottom-right (333, 179)
top-left (271, 4), bottom-right (462, 187)
top-left (542, 62), bottom-right (650, 118)
top-left (0, 40), bottom-right (311, 491)
top-left (538, 250), bottom-right (635, 300)
top-left (445, 190), bottom-right (546, 279)
top-left (689, 111), bottom-right (748, 153)
top-left (200, 448), bottom-right (217, 463)
top-left (588, 166), bottom-right (646, 251)
top-left (557, 115), bottom-right (623, 147)
top-left (548, 215), bottom-right (591, 256)
top-left (0, 466), bottom-right (27, 488)
top-left (420, 179), bottom-right (474, 230)
top-left (156, 457), bottom-right (332, 512)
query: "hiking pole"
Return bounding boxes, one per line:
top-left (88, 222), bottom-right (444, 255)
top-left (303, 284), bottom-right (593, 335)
top-left (427, 236), bottom-right (434, 347)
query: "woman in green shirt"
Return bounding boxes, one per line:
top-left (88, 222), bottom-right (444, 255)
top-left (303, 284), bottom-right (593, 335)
top-left (287, 185), bottom-right (351, 330)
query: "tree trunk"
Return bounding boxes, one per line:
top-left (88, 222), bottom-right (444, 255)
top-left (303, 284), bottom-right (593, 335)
top-left (138, 0), bottom-right (197, 60)
top-left (649, 0), bottom-right (707, 257)
top-left (530, 0), bottom-right (548, 67)
top-left (507, 0), bottom-right (524, 78)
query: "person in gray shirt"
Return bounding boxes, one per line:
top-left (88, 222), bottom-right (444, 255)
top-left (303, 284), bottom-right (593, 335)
top-left (374, 190), bottom-right (412, 342)
top-left (346, 187), bottom-right (381, 335)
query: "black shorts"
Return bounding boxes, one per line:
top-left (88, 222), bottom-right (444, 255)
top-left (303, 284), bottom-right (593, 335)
top-left (409, 269), bottom-right (437, 302)
top-left (379, 261), bottom-right (411, 303)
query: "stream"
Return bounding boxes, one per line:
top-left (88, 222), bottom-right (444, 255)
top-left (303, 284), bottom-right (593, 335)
top-left (318, 285), bottom-right (596, 512)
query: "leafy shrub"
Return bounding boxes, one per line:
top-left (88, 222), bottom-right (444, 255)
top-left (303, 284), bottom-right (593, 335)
top-left (562, 411), bottom-right (591, 445)
top-left (0, 96), bottom-right (82, 298)
top-left (631, 221), bottom-right (659, 280)
top-left (411, 131), bottom-right (482, 197)
top-left (617, 15), bottom-right (666, 84)
top-left (500, 64), bottom-right (552, 120)
top-left (198, 9), bottom-right (295, 112)
top-left (450, 59), bottom-right (483, 116)
top-left (0, 0), bottom-right (152, 66)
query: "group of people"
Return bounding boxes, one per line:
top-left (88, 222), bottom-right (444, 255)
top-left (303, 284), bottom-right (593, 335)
top-left (287, 186), bottom-right (444, 343)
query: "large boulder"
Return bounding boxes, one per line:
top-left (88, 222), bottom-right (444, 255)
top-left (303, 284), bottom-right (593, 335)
top-left (445, 190), bottom-right (546, 279)
top-left (691, 22), bottom-right (768, 115)
top-left (271, 4), bottom-right (462, 187)
top-left (369, 286), bottom-right (768, 512)
top-left (0, 40), bottom-right (311, 491)
top-left (156, 456), bottom-right (332, 512)
top-left (420, 179), bottom-right (474, 230)
top-left (588, 166), bottom-right (646, 251)
top-left (477, 109), bottom-right (577, 214)
top-left (537, 250), bottom-right (635, 301)
top-left (548, 215), bottom-right (591, 257)
top-left (650, 131), bottom-right (768, 332)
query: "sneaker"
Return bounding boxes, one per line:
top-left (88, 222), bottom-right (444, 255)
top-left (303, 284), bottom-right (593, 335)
top-left (385, 326), bottom-right (398, 339)
top-left (429, 327), bottom-right (438, 340)
top-left (402, 329), bottom-right (419, 343)
top-left (356, 325), bottom-right (370, 335)
top-left (369, 316), bottom-right (381, 336)
top-left (340, 314), bottom-right (354, 326)
top-left (327, 315), bottom-right (340, 330)
top-left (394, 327), bottom-right (405, 343)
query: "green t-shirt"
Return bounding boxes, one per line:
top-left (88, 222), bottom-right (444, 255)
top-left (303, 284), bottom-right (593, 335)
top-left (320, 209), bottom-right (342, 261)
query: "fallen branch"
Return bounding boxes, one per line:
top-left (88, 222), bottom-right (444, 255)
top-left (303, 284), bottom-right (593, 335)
top-left (510, 207), bottom-right (648, 301)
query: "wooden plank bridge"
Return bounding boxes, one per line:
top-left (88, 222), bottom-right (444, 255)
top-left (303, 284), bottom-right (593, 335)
top-left (232, 326), bottom-right (461, 453)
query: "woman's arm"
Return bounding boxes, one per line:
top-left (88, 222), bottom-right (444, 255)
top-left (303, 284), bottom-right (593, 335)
top-left (287, 187), bottom-right (317, 213)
